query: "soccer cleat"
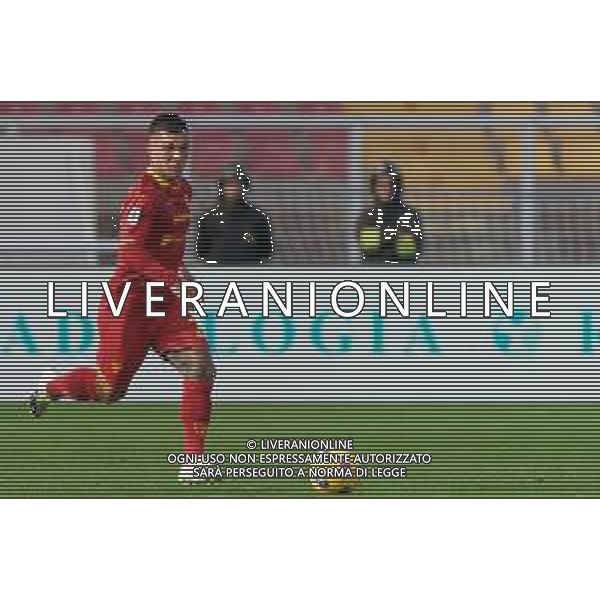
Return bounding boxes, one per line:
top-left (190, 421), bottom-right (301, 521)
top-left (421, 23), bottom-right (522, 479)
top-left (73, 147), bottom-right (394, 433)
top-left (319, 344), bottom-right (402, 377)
top-left (178, 464), bottom-right (224, 486)
top-left (29, 369), bottom-right (58, 418)
top-left (29, 390), bottom-right (53, 418)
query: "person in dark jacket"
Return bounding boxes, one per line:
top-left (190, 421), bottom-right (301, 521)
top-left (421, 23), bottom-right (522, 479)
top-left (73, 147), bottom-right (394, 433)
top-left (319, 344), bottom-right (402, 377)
top-left (196, 164), bottom-right (273, 264)
top-left (356, 163), bottom-right (423, 263)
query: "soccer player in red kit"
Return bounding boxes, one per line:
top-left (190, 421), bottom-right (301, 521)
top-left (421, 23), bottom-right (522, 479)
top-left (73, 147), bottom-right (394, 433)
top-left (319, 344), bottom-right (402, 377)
top-left (29, 114), bottom-right (216, 484)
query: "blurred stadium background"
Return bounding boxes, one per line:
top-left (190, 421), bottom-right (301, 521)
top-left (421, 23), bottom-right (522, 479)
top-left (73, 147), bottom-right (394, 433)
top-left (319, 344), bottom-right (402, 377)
top-left (2, 102), bottom-right (600, 498)
top-left (1, 101), bottom-right (600, 268)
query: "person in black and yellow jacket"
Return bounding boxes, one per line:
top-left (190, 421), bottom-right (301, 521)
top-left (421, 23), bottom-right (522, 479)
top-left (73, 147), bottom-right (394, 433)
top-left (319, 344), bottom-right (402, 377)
top-left (357, 163), bottom-right (423, 264)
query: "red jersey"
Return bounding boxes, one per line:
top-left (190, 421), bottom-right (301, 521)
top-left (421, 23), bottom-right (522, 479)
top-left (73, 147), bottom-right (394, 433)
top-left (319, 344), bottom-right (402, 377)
top-left (114, 172), bottom-right (192, 286)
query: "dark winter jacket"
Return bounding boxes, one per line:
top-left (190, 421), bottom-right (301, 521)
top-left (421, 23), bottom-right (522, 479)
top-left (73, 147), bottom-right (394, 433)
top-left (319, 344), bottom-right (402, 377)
top-left (197, 199), bottom-right (273, 264)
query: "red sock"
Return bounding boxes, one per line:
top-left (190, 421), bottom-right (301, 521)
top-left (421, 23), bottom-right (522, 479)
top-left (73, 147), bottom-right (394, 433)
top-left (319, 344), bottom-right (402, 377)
top-left (180, 379), bottom-right (213, 454)
top-left (182, 422), bottom-right (207, 454)
top-left (46, 368), bottom-right (98, 401)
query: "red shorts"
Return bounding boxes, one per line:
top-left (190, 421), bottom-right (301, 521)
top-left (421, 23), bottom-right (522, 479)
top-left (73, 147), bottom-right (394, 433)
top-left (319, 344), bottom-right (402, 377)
top-left (96, 277), bottom-right (207, 391)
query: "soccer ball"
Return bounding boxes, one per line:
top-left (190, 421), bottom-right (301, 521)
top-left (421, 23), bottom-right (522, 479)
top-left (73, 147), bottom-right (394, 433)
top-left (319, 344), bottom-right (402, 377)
top-left (309, 451), bottom-right (360, 495)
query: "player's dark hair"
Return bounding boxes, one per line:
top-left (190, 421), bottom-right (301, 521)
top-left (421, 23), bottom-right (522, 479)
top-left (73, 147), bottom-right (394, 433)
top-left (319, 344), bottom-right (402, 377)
top-left (149, 113), bottom-right (189, 134)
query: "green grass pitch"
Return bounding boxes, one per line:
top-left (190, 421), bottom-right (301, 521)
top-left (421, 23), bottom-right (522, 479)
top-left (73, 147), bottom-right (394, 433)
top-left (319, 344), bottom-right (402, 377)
top-left (1, 402), bottom-right (599, 498)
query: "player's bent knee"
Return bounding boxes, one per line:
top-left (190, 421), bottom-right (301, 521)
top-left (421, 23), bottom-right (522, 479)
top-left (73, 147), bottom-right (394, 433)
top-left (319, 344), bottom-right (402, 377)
top-left (166, 348), bottom-right (216, 382)
top-left (199, 358), bottom-right (217, 383)
top-left (188, 363), bottom-right (215, 382)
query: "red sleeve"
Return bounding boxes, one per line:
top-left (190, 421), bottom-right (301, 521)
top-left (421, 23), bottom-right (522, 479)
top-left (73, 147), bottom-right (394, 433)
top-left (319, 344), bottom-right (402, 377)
top-left (118, 188), bottom-right (179, 286)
